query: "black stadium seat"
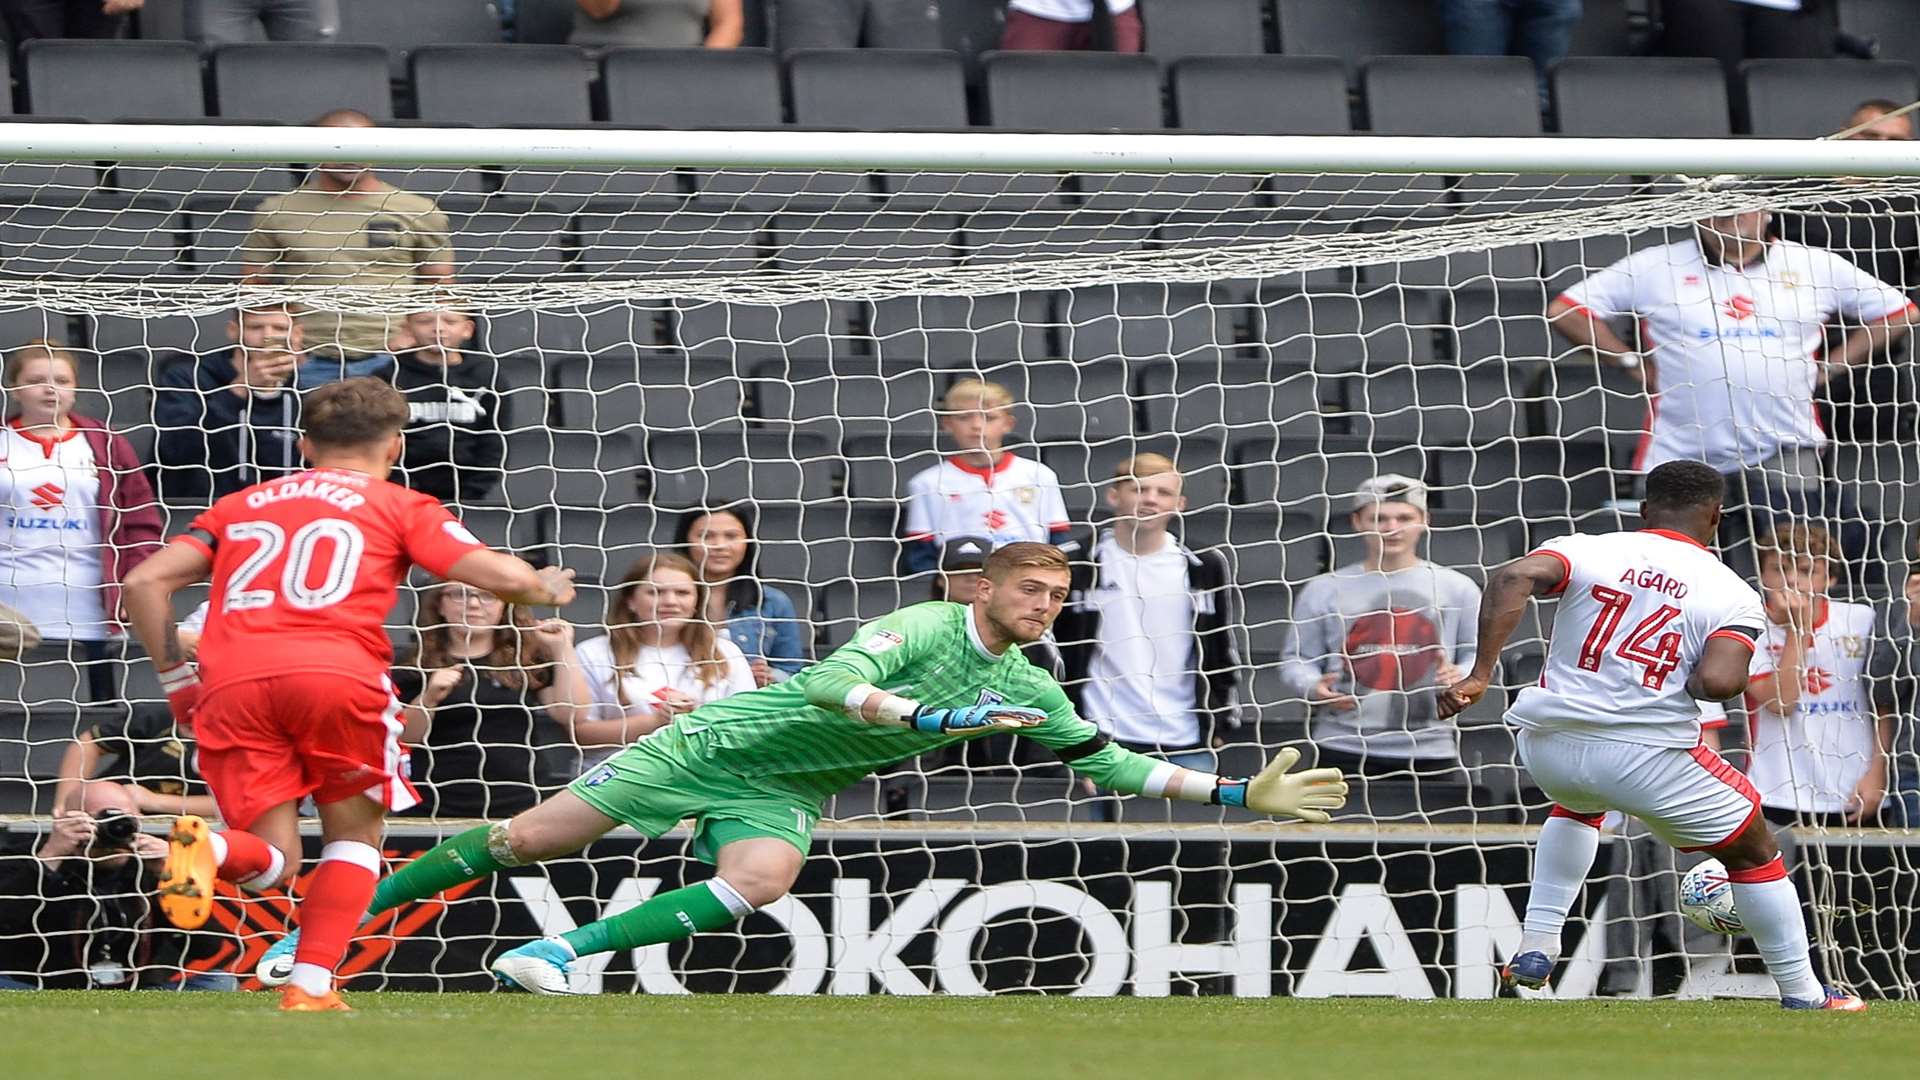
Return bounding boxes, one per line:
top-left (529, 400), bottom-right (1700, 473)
top-left (981, 51), bottom-right (1163, 130)
top-left (1363, 55), bottom-right (1541, 137)
top-left (1171, 56), bottom-right (1351, 134)
top-left (1275, 0), bottom-right (1444, 72)
top-left (24, 40), bottom-right (204, 120)
top-left (337, 0), bottom-right (503, 77)
top-left (211, 44), bottom-right (394, 123)
top-left (1739, 59), bottom-right (1920, 137)
top-left (1140, 0), bottom-right (1266, 61)
top-left (601, 47), bottom-right (782, 128)
top-left (1553, 58), bottom-right (1730, 138)
top-left (411, 45), bottom-right (593, 127)
top-left (787, 49), bottom-right (968, 130)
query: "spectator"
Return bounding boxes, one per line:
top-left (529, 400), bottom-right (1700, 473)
top-left (184, 0), bottom-right (337, 44)
top-left (672, 504), bottom-right (808, 685)
top-left (1436, 0), bottom-right (1584, 107)
top-left (53, 701), bottom-right (215, 818)
top-left (242, 109), bottom-right (455, 388)
top-left (393, 580), bottom-right (592, 818)
top-left (571, 0), bottom-right (743, 48)
top-left (0, 0), bottom-right (138, 47)
top-left (1748, 523), bottom-right (1890, 826)
top-left (1278, 476), bottom-right (1482, 778)
top-left (389, 308), bottom-right (506, 504)
top-left (902, 378), bottom-right (1071, 575)
top-left (151, 304), bottom-right (305, 502)
top-left (1000, 0), bottom-right (1141, 52)
top-left (1868, 564), bottom-right (1920, 826)
top-left (572, 552), bottom-right (755, 766)
top-left (1056, 454), bottom-right (1244, 770)
top-left (0, 342), bottom-right (162, 701)
top-left (0, 786), bottom-right (235, 990)
top-left (1776, 100), bottom-right (1920, 442)
top-left (1547, 210), bottom-right (1914, 564)
top-left (775, 0), bottom-right (940, 50)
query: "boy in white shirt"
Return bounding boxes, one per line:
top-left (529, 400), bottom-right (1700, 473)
top-left (901, 378), bottom-right (1071, 575)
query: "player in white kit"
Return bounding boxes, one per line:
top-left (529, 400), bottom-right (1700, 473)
top-left (1440, 461), bottom-right (1865, 1011)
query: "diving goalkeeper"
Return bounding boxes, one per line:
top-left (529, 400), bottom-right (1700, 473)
top-left (258, 542), bottom-right (1347, 995)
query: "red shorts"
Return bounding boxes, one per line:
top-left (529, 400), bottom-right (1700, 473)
top-left (193, 672), bottom-right (418, 831)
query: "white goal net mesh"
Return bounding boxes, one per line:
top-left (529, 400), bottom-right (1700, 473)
top-left (3, 142), bottom-right (1919, 998)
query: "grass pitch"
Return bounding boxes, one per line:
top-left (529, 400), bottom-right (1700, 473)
top-left (8, 992), bottom-right (1914, 1080)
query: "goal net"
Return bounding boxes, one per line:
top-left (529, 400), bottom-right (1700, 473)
top-left (2, 126), bottom-right (1918, 998)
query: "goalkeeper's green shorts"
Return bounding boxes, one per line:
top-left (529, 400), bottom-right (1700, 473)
top-left (567, 727), bottom-right (818, 863)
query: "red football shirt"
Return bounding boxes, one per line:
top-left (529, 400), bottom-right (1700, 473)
top-left (181, 468), bottom-right (486, 692)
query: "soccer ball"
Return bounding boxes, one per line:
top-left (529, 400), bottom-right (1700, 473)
top-left (1678, 857), bottom-right (1744, 935)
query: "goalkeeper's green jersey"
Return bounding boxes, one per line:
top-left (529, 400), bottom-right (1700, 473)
top-left (679, 601), bottom-right (1156, 800)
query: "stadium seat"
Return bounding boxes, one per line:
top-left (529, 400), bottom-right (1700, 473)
top-left (1139, 0), bottom-right (1266, 61)
top-left (23, 40), bottom-right (204, 121)
top-left (575, 209), bottom-right (767, 279)
top-left (670, 300), bottom-right (854, 364)
top-left (1446, 289), bottom-right (1557, 366)
top-left (0, 308), bottom-right (71, 349)
top-left (1053, 283), bottom-right (1234, 366)
top-left (770, 211), bottom-right (960, 274)
top-left (840, 431), bottom-right (942, 504)
top-left (550, 504), bottom-right (676, 586)
top-left (1839, 0), bottom-right (1920, 72)
top-left (1553, 57), bottom-right (1730, 137)
top-left (981, 51), bottom-right (1163, 131)
top-left (1235, 434), bottom-right (1428, 524)
top-left (449, 209), bottom-right (569, 281)
top-left (88, 312), bottom-right (231, 356)
top-left (211, 43), bottom-right (394, 123)
top-left (337, 0), bottom-right (504, 77)
top-left (1136, 356), bottom-right (1329, 448)
top-left (1363, 55), bottom-right (1542, 137)
top-left (1529, 360), bottom-right (1650, 464)
top-left (1739, 59), bottom-right (1920, 137)
top-left (412, 44), bottom-right (592, 126)
top-left (863, 292), bottom-right (1047, 367)
top-left (553, 352), bottom-right (745, 434)
top-left (1171, 56), bottom-right (1351, 134)
top-left (103, 117), bottom-right (295, 212)
top-left (646, 427), bottom-right (839, 509)
top-left (748, 357), bottom-right (939, 439)
top-left (600, 48), bottom-right (792, 205)
top-left (1349, 365), bottom-right (1525, 448)
top-left (0, 206), bottom-right (182, 279)
top-left (1274, 0), bottom-right (1444, 72)
top-left (787, 49), bottom-right (968, 129)
top-left (1259, 286), bottom-right (1441, 372)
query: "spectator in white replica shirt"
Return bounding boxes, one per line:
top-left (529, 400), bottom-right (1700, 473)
top-left (1279, 475), bottom-right (1482, 778)
top-left (1546, 210), bottom-right (1915, 561)
top-left (901, 378), bottom-right (1070, 576)
top-left (1746, 522), bottom-right (1890, 827)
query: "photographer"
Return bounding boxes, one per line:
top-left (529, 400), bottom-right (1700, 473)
top-left (151, 303), bottom-right (307, 502)
top-left (0, 787), bottom-right (236, 990)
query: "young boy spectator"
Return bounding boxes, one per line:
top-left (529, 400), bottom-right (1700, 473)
top-left (242, 108), bottom-right (455, 387)
top-left (151, 304), bottom-right (306, 501)
top-left (389, 308), bottom-right (506, 504)
top-left (1747, 522), bottom-right (1891, 826)
top-left (901, 378), bottom-right (1070, 575)
top-left (1278, 475), bottom-right (1482, 778)
top-left (1056, 454), bottom-right (1244, 769)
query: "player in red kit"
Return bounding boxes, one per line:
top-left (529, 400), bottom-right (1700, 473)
top-left (122, 378), bottom-right (575, 1012)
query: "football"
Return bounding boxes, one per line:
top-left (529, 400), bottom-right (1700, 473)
top-left (1679, 858), bottom-right (1745, 935)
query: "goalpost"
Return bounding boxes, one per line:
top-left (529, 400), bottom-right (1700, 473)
top-left (0, 124), bottom-right (1918, 998)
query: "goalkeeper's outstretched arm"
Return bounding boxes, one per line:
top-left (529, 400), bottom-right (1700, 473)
top-left (1058, 737), bottom-right (1348, 825)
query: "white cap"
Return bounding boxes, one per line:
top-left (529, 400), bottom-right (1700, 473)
top-left (1353, 473), bottom-right (1428, 514)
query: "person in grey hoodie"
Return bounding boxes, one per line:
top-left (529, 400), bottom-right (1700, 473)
top-left (1278, 475), bottom-right (1482, 778)
top-left (151, 304), bottom-right (305, 502)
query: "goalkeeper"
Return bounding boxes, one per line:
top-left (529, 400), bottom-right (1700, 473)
top-left (257, 543), bottom-right (1347, 994)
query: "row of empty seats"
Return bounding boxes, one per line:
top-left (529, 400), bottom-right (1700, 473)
top-left (9, 40), bottom-right (1909, 141)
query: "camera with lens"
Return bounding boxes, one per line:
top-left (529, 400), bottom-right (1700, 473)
top-left (90, 808), bottom-right (139, 850)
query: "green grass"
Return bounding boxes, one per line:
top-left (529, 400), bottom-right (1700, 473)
top-left (5, 993), bottom-right (1915, 1080)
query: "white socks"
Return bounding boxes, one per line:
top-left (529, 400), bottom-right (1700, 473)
top-left (1729, 857), bottom-right (1825, 1001)
top-left (1519, 814), bottom-right (1603, 956)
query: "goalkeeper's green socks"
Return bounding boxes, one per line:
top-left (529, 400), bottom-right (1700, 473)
top-left (365, 824), bottom-right (504, 916)
top-left (560, 879), bottom-right (754, 956)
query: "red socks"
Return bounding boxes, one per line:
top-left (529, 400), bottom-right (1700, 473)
top-left (209, 829), bottom-right (285, 891)
top-left (287, 840), bottom-right (382, 996)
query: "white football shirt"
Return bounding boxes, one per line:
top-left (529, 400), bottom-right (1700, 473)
top-left (573, 634), bottom-right (756, 767)
top-left (1557, 238), bottom-right (1913, 473)
top-left (903, 453), bottom-right (1070, 549)
top-left (1507, 529), bottom-right (1765, 747)
top-left (1080, 531), bottom-right (1200, 748)
top-left (0, 422), bottom-right (109, 641)
top-left (1746, 598), bottom-right (1881, 814)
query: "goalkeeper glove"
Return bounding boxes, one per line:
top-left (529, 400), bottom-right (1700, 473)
top-left (911, 703), bottom-right (1047, 735)
top-left (156, 662), bottom-right (200, 727)
top-left (1212, 747), bottom-right (1348, 824)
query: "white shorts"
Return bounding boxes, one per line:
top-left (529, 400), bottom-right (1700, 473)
top-left (1515, 729), bottom-right (1761, 851)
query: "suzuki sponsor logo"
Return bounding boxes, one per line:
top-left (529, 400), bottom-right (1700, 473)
top-left (29, 482), bottom-right (61, 509)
